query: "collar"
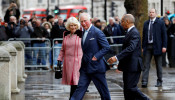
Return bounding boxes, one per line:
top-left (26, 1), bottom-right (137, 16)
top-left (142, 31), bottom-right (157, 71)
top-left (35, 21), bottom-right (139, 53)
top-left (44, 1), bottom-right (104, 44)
top-left (127, 25), bottom-right (135, 33)
top-left (150, 17), bottom-right (156, 22)
top-left (85, 24), bottom-right (92, 32)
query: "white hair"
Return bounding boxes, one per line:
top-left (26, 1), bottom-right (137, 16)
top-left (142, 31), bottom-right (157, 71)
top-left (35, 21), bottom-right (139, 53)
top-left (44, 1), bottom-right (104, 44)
top-left (79, 12), bottom-right (91, 21)
top-left (65, 17), bottom-right (80, 31)
top-left (109, 17), bottom-right (115, 22)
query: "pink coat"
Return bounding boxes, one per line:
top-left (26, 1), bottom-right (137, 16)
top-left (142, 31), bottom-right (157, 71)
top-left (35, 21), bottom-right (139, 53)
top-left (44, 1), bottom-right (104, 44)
top-left (57, 33), bottom-right (82, 85)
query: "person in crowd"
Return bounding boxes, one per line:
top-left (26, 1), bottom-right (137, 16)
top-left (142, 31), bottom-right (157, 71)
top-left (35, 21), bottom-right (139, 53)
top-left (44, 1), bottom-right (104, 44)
top-left (142, 8), bottom-right (167, 87)
top-left (101, 19), bottom-right (107, 31)
top-left (162, 17), bottom-right (171, 67)
top-left (94, 19), bottom-right (102, 30)
top-left (77, 10), bottom-right (85, 21)
top-left (42, 22), bottom-right (53, 70)
top-left (14, 19), bottom-right (34, 66)
top-left (31, 17), bottom-right (37, 28)
top-left (41, 17), bottom-right (47, 24)
top-left (47, 15), bottom-right (54, 26)
top-left (70, 13), bottom-right (111, 100)
top-left (57, 17), bottom-right (83, 99)
top-left (31, 19), bottom-right (49, 69)
top-left (51, 17), bottom-right (66, 67)
top-left (103, 17), bottom-right (124, 44)
top-left (4, 1), bottom-right (20, 23)
top-left (114, 15), bottom-right (121, 24)
top-left (5, 16), bottom-right (18, 39)
top-left (0, 17), bottom-right (8, 41)
top-left (42, 22), bottom-right (52, 37)
top-left (107, 14), bottom-right (150, 100)
top-left (91, 17), bottom-right (99, 25)
top-left (167, 17), bottom-right (175, 67)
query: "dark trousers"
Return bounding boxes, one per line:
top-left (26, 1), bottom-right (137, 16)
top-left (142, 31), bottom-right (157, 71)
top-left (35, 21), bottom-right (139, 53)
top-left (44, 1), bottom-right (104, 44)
top-left (123, 71), bottom-right (149, 100)
top-left (70, 85), bottom-right (77, 99)
top-left (70, 72), bottom-right (111, 100)
top-left (142, 44), bottom-right (163, 84)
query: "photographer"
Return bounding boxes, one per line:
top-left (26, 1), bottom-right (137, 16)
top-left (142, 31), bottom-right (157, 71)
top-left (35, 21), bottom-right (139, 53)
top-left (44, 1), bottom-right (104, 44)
top-left (5, 16), bottom-right (18, 39)
top-left (15, 19), bottom-right (34, 66)
top-left (4, 1), bottom-right (20, 23)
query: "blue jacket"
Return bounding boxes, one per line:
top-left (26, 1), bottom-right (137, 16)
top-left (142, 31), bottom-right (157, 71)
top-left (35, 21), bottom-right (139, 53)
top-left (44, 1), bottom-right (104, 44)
top-left (117, 27), bottom-right (143, 72)
top-left (80, 25), bottom-right (110, 73)
top-left (142, 18), bottom-right (167, 55)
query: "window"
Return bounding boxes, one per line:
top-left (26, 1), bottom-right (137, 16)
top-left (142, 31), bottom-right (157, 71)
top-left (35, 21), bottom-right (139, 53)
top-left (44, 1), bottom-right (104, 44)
top-left (71, 9), bottom-right (87, 13)
top-left (51, 0), bottom-right (55, 3)
top-left (23, 11), bottom-right (31, 14)
top-left (34, 11), bottom-right (46, 14)
top-left (60, 10), bottom-right (68, 13)
top-left (38, 0), bottom-right (42, 3)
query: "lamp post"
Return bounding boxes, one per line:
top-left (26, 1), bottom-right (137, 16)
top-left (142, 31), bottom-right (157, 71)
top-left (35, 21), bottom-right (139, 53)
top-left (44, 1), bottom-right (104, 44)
top-left (161, 0), bottom-right (163, 16)
top-left (91, 0), bottom-right (93, 18)
top-left (47, 0), bottom-right (49, 15)
top-left (104, 0), bottom-right (107, 21)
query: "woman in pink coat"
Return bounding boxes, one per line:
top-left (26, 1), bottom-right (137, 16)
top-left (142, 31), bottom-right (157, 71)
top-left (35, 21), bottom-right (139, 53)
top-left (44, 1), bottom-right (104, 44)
top-left (57, 17), bottom-right (83, 99)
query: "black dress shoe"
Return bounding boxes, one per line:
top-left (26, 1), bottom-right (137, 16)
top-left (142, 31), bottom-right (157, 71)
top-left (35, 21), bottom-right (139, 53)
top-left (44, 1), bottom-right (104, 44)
top-left (155, 82), bottom-right (162, 87)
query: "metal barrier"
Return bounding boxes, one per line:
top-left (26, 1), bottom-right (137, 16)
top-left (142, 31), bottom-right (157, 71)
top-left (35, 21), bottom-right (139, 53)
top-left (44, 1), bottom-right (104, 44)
top-left (8, 36), bottom-right (125, 71)
top-left (52, 38), bottom-right (63, 67)
top-left (105, 36), bottom-right (125, 69)
top-left (8, 38), bottom-right (51, 71)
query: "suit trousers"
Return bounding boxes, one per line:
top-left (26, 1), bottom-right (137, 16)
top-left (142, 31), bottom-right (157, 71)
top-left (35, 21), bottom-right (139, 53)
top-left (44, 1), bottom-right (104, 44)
top-left (70, 72), bottom-right (111, 100)
top-left (123, 71), bottom-right (149, 100)
top-left (142, 44), bottom-right (163, 84)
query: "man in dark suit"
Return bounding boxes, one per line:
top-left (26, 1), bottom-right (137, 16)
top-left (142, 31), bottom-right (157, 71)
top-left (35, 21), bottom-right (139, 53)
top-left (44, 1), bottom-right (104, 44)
top-left (70, 13), bottom-right (111, 100)
top-left (142, 8), bottom-right (167, 87)
top-left (108, 14), bottom-right (150, 100)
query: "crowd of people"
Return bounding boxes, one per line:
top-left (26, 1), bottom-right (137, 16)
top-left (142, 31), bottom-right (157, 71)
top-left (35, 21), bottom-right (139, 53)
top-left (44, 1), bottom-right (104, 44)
top-left (0, 2), bottom-right (125, 70)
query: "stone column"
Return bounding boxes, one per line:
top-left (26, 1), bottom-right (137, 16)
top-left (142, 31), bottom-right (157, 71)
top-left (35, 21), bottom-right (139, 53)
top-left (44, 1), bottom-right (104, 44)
top-left (11, 42), bottom-right (25, 82)
top-left (18, 41), bottom-right (27, 78)
top-left (1, 45), bottom-right (20, 93)
top-left (0, 41), bottom-right (25, 82)
top-left (0, 47), bottom-right (11, 100)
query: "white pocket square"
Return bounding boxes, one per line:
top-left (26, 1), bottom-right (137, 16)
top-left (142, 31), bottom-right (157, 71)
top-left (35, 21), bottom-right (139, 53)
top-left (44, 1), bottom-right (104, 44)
top-left (89, 38), bottom-right (95, 40)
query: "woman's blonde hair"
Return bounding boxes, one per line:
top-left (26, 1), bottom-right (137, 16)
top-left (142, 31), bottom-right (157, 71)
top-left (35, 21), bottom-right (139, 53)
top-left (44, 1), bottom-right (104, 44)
top-left (65, 17), bottom-right (80, 31)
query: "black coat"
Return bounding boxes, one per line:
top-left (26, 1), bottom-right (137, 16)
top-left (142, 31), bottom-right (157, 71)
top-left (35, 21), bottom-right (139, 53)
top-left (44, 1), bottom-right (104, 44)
top-left (142, 18), bottom-right (167, 55)
top-left (117, 27), bottom-right (143, 72)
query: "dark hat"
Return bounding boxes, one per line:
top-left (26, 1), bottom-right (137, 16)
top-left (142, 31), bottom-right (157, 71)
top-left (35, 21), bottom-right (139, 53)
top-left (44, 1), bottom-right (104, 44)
top-left (47, 15), bottom-right (54, 21)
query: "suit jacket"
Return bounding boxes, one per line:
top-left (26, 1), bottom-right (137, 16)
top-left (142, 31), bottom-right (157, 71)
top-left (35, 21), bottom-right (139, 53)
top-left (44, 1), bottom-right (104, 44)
top-left (80, 25), bottom-right (110, 73)
top-left (142, 18), bottom-right (167, 55)
top-left (117, 27), bottom-right (143, 72)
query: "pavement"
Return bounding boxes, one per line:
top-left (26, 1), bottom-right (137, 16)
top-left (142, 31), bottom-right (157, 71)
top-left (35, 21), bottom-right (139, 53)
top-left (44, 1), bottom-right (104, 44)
top-left (11, 66), bottom-right (175, 100)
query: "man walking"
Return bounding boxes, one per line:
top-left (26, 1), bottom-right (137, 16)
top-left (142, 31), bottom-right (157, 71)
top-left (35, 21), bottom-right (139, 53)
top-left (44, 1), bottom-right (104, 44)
top-left (142, 8), bottom-right (167, 87)
top-left (107, 14), bottom-right (150, 100)
top-left (70, 13), bottom-right (111, 100)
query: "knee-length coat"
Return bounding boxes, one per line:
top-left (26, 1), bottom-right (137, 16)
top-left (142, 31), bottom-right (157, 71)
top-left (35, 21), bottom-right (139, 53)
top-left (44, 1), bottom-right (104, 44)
top-left (57, 30), bottom-right (82, 85)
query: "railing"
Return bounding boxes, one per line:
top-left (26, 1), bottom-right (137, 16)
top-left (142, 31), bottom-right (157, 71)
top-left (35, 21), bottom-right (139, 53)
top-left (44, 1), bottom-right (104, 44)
top-left (8, 36), bottom-right (125, 71)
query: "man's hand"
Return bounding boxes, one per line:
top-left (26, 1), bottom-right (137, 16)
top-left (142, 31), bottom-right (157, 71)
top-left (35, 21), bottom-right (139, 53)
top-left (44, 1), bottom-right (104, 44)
top-left (162, 47), bottom-right (166, 53)
top-left (107, 56), bottom-right (117, 65)
top-left (92, 56), bottom-right (97, 61)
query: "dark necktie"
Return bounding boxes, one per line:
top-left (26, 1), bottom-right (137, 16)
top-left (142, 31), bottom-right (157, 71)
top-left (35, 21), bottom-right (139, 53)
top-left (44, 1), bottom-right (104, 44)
top-left (149, 21), bottom-right (153, 41)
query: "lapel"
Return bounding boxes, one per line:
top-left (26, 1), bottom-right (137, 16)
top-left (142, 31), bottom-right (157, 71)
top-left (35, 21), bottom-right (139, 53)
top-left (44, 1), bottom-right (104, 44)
top-left (123, 27), bottom-right (135, 43)
top-left (82, 26), bottom-right (94, 51)
top-left (81, 30), bottom-right (85, 48)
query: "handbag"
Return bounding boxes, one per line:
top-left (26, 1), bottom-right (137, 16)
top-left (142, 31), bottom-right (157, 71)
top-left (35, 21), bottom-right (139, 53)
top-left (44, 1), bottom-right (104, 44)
top-left (55, 63), bottom-right (62, 79)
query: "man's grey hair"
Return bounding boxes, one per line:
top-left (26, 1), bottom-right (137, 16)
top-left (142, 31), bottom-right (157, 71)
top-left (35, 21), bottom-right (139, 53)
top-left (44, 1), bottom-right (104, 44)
top-left (10, 16), bottom-right (16, 19)
top-left (79, 12), bottom-right (91, 21)
top-left (123, 14), bottom-right (135, 23)
top-left (109, 17), bottom-right (115, 22)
